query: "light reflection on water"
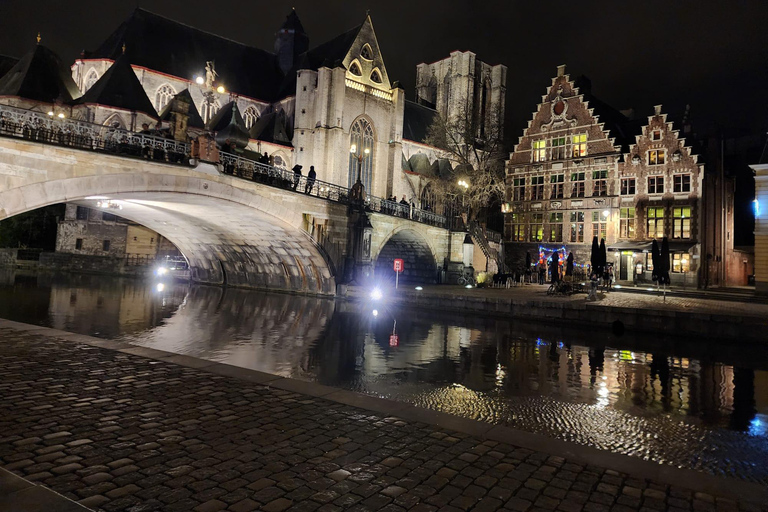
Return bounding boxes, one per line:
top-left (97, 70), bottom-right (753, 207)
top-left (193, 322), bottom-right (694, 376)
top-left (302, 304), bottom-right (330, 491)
top-left (0, 271), bottom-right (767, 485)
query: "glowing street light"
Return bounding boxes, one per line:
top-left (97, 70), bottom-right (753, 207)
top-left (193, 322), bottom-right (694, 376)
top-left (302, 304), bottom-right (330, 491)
top-left (195, 76), bottom-right (205, 85)
top-left (216, 85), bottom-right (226, 94)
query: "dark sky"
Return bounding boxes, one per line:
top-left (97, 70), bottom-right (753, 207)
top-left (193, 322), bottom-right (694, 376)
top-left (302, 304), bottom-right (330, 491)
top-left (2, 0), bottom-right (767, 140)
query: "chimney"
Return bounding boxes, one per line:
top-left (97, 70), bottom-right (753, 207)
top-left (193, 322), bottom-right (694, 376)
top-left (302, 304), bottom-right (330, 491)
top-left (654, 104), bottom-right (662, 116)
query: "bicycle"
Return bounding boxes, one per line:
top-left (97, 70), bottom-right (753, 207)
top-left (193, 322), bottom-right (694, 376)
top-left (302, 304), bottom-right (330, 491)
top-left (546, 280), bottom-right (573, 296)
top-left (457, 275), bottom-right (476, 286)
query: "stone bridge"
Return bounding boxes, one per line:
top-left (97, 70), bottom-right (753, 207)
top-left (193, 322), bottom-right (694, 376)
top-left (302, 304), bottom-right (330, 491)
top-left (0, 129), bottom-right (465, 296)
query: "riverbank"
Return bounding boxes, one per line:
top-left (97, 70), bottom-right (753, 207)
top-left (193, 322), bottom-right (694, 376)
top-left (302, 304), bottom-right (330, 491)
top-left (0, 318), bottom-right (765, 511)
top-left (345, 283), bottom-right (768, 343)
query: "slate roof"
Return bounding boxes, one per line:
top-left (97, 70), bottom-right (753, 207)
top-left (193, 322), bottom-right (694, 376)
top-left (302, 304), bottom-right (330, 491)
top-left (0, 54), bottom-right (18, 80)
top-left (248, 110), bottom-right (292, 146)
top-left (0, 45), bottom-right (80, 103)
top-left (281, 9), bottom-right (306, 33)
top-left (158, 89), bottom-right (205, 129)
top-left (403, 100), bottom-right (438, 144)
top-left (75, 55), bottom-right (157, 117)
top-left (299, 24), bottom-right (362, 71)
top-left (85, 8), bottom-right (284, 102)
top-left (574, 75), bottom-right (641, 153)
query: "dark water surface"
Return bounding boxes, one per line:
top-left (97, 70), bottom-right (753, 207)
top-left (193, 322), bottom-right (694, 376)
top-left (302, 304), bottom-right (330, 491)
top-left (1, 270), bottom-right (767, 485)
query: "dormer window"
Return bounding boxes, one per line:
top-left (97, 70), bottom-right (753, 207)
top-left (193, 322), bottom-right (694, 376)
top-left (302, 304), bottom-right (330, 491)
top-left (370, 69), bottom-right (382, 84)
top-left (349, 61), bottom-right (362, 76)
top-left (361, 44), bottom-right (373, 60)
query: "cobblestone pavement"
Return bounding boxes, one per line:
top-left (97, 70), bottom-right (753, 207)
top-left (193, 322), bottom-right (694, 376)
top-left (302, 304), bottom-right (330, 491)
top-left (0, 327), bottom-right (764, 512)
top-left (408, 285), bottom-right (768, 318)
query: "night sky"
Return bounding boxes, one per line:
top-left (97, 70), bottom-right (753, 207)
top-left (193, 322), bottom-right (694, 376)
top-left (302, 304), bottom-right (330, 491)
top-left (2, 0), bottom-right (767, 141)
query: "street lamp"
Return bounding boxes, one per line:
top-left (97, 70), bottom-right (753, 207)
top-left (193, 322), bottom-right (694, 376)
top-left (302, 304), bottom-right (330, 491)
top-left (350, 144), bottom-right (370, 183)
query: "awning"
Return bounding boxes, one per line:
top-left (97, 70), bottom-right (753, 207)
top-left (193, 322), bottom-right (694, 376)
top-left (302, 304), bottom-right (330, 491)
top-left (607, 241), bottom-right (652, 252)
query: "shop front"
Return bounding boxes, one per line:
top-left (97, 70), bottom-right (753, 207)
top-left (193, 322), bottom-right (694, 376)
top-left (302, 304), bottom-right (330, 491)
top-left (609, 241), bottom-right (699, 287)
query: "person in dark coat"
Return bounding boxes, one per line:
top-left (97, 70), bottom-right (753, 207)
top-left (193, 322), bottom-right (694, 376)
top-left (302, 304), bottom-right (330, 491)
top-left (292, 164), bottom-right (302, 191)
top-left (305, 166), bottom-right (317, 194)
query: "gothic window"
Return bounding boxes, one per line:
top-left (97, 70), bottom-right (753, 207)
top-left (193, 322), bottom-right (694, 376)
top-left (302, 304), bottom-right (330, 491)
top-left (154, 84), bottom-right (176, 112)
top-left (370, 68), bottom-right (383, 84)
top-left (420, 183), bottom-right (436, 210)
top-left (84, 69), bottom-right (99, 91)
top-left (348, 118), bottom-right (375, 192)
top-left (360, 44), bottom-right (373, 60)
top-left (349, 61), bottom-right (362, 76)
top-left (200, 99), bottom-right (220, 124)
top-left (243, 106), bottom-right (259, 129)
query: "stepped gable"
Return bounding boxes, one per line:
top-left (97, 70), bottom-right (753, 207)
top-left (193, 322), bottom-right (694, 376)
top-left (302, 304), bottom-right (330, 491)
top-left (0, 44), bottom-right (80, 103)
top-left (0, 54), bottom-right (18, 79)
top-left (85, 8), bottom-right (283, 102)
top-left (158, 89), bottom-right (205, 129)
top-left (403, 100), bottom-right (438, 144)
top-left (74, 54), bottom-right (157, 117)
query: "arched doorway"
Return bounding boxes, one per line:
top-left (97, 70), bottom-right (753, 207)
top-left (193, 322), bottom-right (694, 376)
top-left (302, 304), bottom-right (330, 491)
top-left (375, 229), bottom-right (437, 285)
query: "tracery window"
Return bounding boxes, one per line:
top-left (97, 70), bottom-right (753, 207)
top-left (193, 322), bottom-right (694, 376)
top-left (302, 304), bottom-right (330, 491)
top-left (348, 118), bottom-right (375, 192)
top-left (243, 106), bottom-right (259, 129)
top-left (361, 44), bottom-right (373, 60)
top-left (370, 69), bottom-right (383, 84)
top-left (84, 69), bottom-right (99, 91)
top-left (154, 84), bottom-right (176, 112)
top-left (201, 99), bottom-right (220, 124)
top-left (349, 61), bottom-right (362, 76)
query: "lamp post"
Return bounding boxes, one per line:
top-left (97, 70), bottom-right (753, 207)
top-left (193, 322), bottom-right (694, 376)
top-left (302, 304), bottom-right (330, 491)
top-left (350, 144), bottom-right (370, 184)
top-left (457, 178), bottom-right (470, 229)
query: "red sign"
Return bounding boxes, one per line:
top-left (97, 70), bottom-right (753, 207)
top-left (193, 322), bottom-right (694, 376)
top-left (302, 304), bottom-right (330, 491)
top-left (393, 258), bottom-right (404, 272)
top-left (389, 334), bottom-right (399, 347)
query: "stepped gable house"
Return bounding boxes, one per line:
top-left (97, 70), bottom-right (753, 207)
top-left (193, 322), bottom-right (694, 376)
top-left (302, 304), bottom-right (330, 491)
top-left (503, 65), bottom-right (705, 286)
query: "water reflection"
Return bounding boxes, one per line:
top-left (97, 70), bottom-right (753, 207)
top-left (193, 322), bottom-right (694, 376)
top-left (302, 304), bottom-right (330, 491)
top-left (0, 273), bottom-right (767, 484)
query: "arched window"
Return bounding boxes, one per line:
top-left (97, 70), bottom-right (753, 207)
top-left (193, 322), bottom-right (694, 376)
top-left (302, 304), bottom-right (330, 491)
top-left (243, 106), bottom-right (259, 129)
top-left (420, 183), bottom-right (437, 211)
top-left (273, 155), bottom-right (286, 168)
top-left (154, 84), bottom-right (176, 112)
top-left (370, 69), bottom-right (382, 84)
top-left (349, 61), bottom-right (362, 76)
top-left (84, 69), bottom-right (99, 91)
top-left (348, 118), bottom-right (374, 192)
top-left (360, 44), bottom-right (373, 61)
top-left (200, 99), bottom-right (220, 124)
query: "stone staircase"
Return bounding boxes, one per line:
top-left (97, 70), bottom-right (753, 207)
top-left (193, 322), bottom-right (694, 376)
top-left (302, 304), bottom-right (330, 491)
top-left (469, 221), bottom-right (505, 273)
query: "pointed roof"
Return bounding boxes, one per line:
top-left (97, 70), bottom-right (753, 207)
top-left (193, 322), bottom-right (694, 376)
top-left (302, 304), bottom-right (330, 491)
top-left (158, 89), bottom-right (204, 129)
top-left (75, 55), bottom-right (157, 117)
top-left (280, 9), bottom-right (306, 33)
top-left (300, 23), bottom-right (363, 71)
top-left (0, 44), bottom-right (80, 103)
top-left (403, 100), bottom-right (438, 144)
top-left (211, 102), bottom-right (250, 149)
top-left (248, 110), bottom-right (292, 146)
top-left (85, 8), bottom-right (283, 101)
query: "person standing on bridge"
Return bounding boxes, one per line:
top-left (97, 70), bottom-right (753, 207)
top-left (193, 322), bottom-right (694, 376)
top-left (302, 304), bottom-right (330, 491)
top-left (292, 164), bottom-right (302, 191)
top-left (305, 166), bottom-right (316, 194)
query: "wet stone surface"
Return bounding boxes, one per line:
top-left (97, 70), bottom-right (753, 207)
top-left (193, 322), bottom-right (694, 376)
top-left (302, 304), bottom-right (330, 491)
top-left (0, 328), bottom-right (764, 512)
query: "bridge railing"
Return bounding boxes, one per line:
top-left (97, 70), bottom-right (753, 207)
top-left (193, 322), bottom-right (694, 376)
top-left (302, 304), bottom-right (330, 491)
top-left (220, 152), bottom-right (449, 228)
top-left (0, 103), bottom-right (190, 164)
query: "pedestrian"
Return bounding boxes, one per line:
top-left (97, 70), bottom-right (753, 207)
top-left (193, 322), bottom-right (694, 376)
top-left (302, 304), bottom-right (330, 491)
top-left (607, 264), bottom-right (614, 290)
top-left (305, 165), bottom-right (316, 194)
top-left (538, 264), bottom-right (546, 285)
top-left (292, 164), bottom-right (302, 190)
top-left (399, 195), bottom-right (409, 218)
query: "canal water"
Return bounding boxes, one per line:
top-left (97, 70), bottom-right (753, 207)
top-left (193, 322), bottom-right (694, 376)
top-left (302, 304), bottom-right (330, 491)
top-left (1, 270), bottom-right (767, 485)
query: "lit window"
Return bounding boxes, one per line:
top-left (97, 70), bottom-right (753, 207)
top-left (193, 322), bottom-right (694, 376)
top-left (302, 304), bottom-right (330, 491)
top-left (531, 176), bottom-right (545, 200)
top-left (651, 130), bottom-right (662, 141)
top-left (551, 137), bottom-right (566, 160)
top-left (550, 212), bottom-right (563, 242)
top-left (243, 106), bottom-right (259, 129)
top-left (620, 207), bottom-right (635, 238)
top-left (550, 174), bottom-right (564, 199)
top-left (513, 178), bottom-right (526, 201)
top-left (592, 211), bottom-right (607, 241)
top-left (647, 207), bottom-right (665, 238)
top-left (672, 253), bottom-right (690, 273)
top-left (592, 170), bottom-right (608, 197)
top-left (570, 211), bottom-right (584, 242)
top-left (510, 213), bottom-right (526, 241)
top-left (646, 253), bottom-right (654, 271)
top-left (572, 133), bottom-right (587, 157)
top-left (673, 206), bottom-right (691, 239)
top-left (648, 176), bottom-right (664, 194)
top-left (673, 174), bottom-right (691, 193)
top-left (155, 84), bottom-right (176, 112)
top-left (532, 140), bottom-right (546, 162)
top-left (530, 214), bottom-right (544, 242)
top-left (620, 178), bottom-right (636, 195)
top-left (648, 149), bottom-right (666, 165)
top-left (348, 118), bottom-right (374, 191)
top-left (570, 172), bottom-right (585, 198)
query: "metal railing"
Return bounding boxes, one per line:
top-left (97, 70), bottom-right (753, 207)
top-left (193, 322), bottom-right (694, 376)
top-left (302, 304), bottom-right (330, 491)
top-left (0, 103), bottom-right (190, 164)
top-left (220, 152), bottom-right (449, 228)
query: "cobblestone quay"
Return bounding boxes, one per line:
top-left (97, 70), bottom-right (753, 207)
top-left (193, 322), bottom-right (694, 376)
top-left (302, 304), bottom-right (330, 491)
top-left (1, 321), bottom-right (765, 512)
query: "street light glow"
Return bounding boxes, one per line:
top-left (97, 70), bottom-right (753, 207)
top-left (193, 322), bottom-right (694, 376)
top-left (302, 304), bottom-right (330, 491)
top-left (195, 76), bottom-right (204, 85)
top-left (350, 144), bottom-right (357, 154)
top-left (216, 85), bottom-right (225, 93)
top-left (370, 288), bottom-right (383, 300)
top-left (602, 210), bottom-right (610, 217)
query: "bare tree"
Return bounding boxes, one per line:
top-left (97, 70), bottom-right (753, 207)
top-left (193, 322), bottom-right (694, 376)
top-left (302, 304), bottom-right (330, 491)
top-left (425, 102), bottom-right (506, 223)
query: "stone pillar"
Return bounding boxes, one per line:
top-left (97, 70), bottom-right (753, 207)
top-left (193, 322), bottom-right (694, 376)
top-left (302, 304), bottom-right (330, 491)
top-left (353, 212), bottom-right (374, 284)
top-left (169, 95), bottom-right (191, 142)
top-left (750, 164), bottom-right (768, 294)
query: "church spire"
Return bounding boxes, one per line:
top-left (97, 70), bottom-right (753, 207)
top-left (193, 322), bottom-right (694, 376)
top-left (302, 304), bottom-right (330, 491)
top-left (274, 9), bottom-right (309, 75)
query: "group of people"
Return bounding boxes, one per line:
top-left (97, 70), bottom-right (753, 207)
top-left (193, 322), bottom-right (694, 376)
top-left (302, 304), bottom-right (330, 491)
top-left (384, 195), bottom-right (414, 218)
top-left (291, 164), bottom-right (317, 194)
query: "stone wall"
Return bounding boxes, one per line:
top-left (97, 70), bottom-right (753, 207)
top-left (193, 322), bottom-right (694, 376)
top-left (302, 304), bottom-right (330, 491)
top-left (38, 252), bottom-right (152, 278)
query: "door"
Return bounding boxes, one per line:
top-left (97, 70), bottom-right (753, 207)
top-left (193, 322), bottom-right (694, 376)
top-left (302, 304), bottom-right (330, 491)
top-left (620, 255), bottom-right (629, 280)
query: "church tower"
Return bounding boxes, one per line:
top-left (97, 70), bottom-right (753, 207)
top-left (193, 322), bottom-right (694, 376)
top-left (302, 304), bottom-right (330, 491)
top-left (274, 9), bottom-right (309, 75)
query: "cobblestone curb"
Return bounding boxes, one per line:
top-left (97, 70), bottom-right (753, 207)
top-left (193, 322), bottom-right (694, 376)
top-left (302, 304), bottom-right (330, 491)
top-left (1, 318), bottom-right (766, 512)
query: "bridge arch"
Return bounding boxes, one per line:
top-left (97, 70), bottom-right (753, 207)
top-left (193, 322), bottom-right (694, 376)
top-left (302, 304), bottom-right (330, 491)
top-left (0, 141), bottom-right (339, 294)
top-left (373, 225), bottom-right (439, 285)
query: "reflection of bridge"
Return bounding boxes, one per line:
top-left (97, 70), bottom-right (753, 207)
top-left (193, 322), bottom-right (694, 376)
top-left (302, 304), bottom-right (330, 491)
top-left (0, 104), bottom-right (468, 295)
